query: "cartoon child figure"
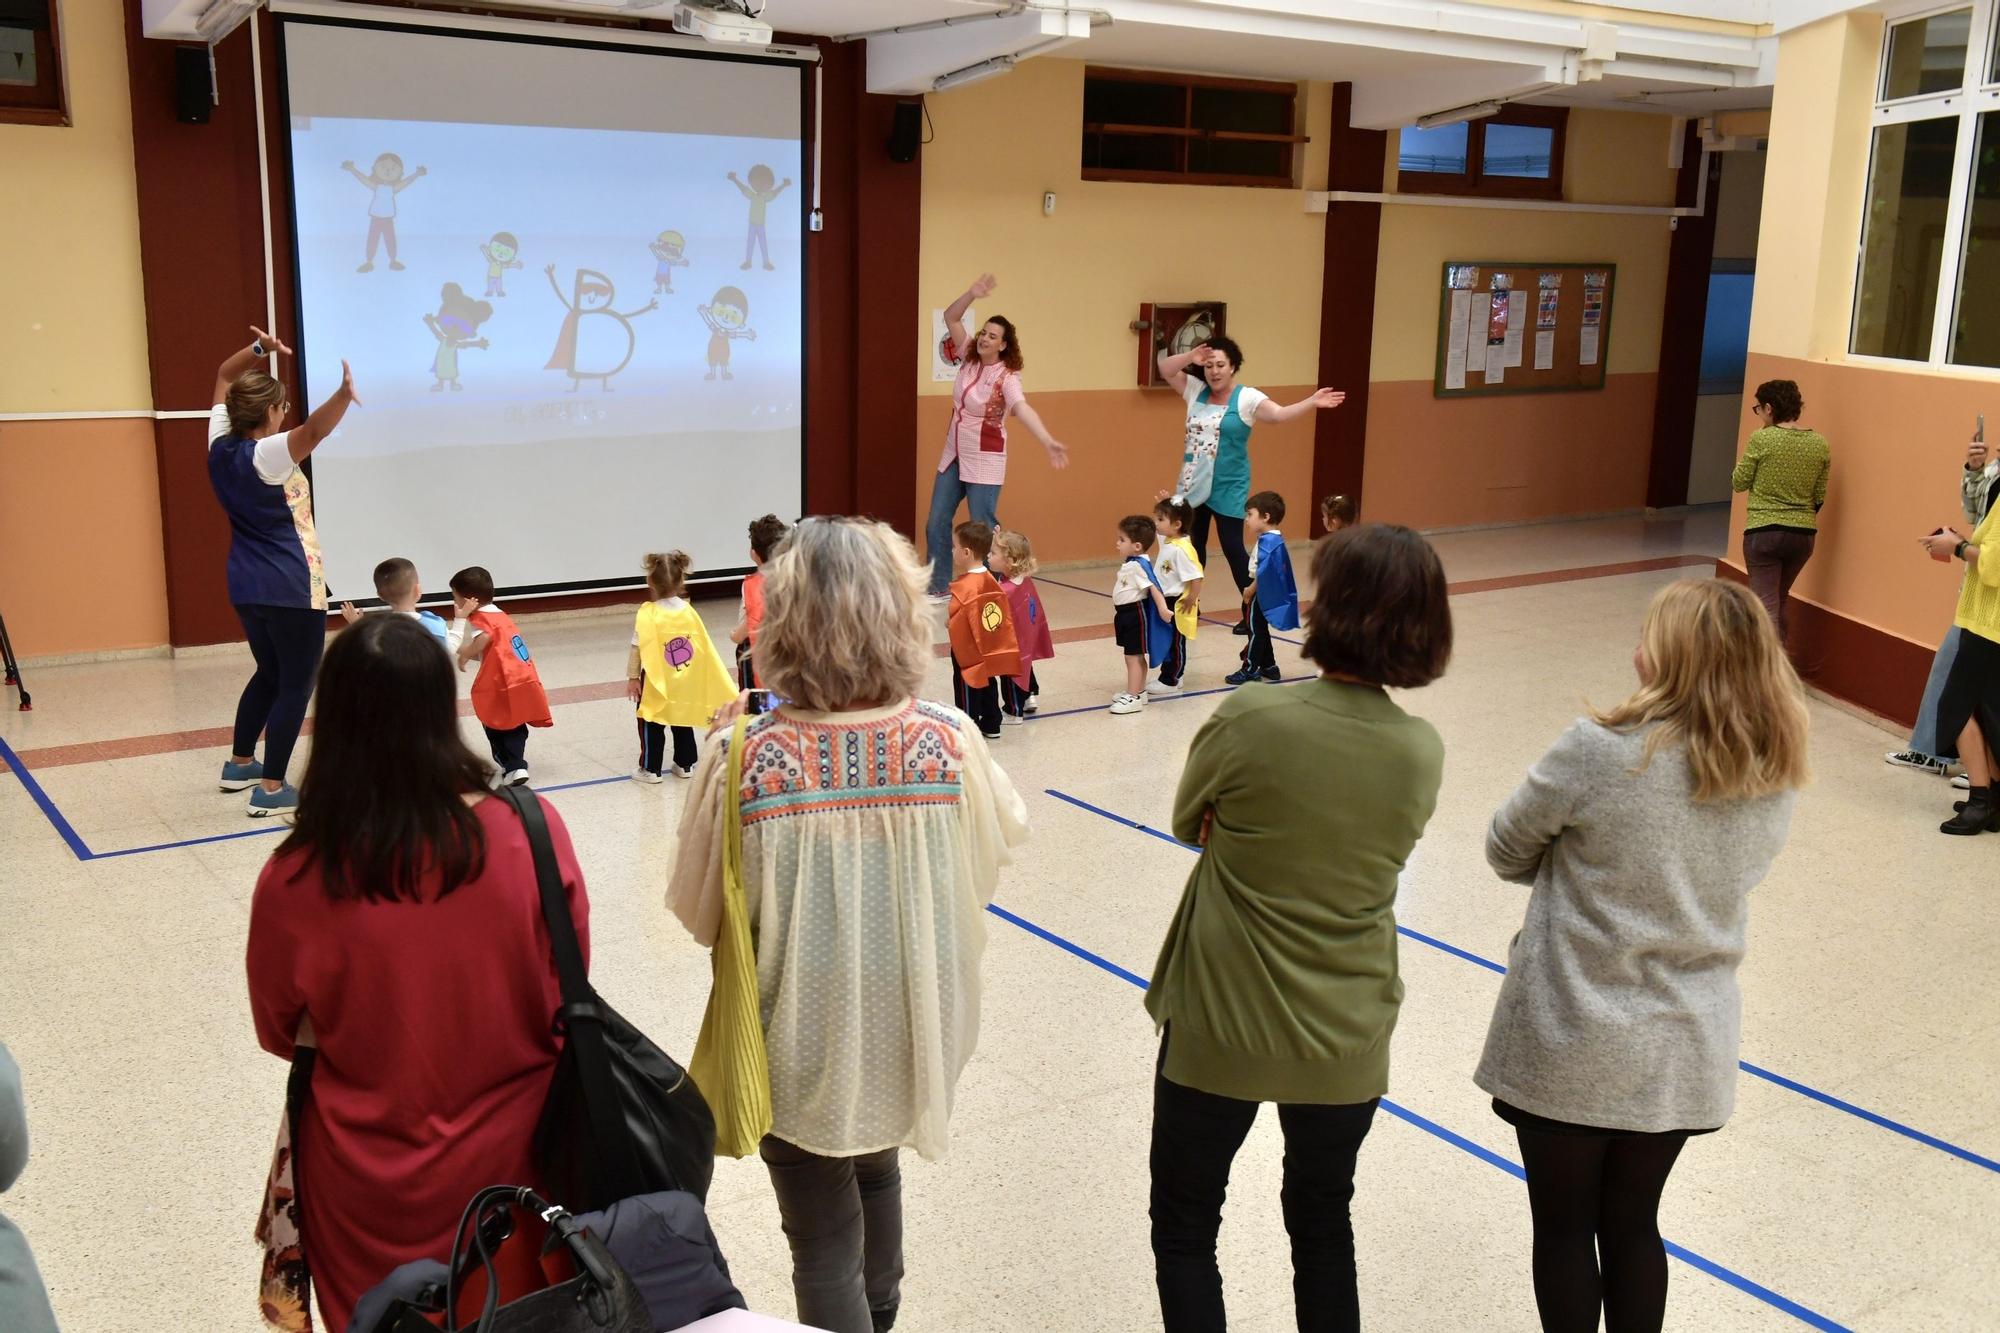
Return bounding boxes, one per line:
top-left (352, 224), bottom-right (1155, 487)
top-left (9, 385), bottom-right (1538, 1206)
top-left (340, 153), bottom-right (427, 273)
top-left (728, 165), bottom-right (791, 271)
top-left (545, 265), bottom-right (657, 393)
top-left (649, 230), bottom-right (690, 295)
top-left (697, 286), bottom-right (756, 381)
top-left (480, 232), bottom-right (523, 298)
top-left (424, 283), bottom-right (492, 392)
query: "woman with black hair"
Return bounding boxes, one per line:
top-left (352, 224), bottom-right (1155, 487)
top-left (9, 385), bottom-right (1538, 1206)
top-left (1732, 378), bottom-right (1830, 644)
top-left (245, 614), bottom-right (588, 1331)
top-left (1155, 338), bottom-right (1345, 630)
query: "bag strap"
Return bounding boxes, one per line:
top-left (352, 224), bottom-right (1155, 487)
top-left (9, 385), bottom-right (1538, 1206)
top-left (724, 714), bottom-right (749, 897)
top-left (495, 786), bottom-right (641, 1205)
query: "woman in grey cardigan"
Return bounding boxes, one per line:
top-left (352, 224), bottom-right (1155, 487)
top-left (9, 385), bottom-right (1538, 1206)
top-left (1475, 579), bottom-right (1809, 1333)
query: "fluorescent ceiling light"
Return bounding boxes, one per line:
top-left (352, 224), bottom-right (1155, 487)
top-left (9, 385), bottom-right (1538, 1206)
top-left (933, 55), bottom-right (1017, 92)
top-left (1415, 100), bottom-right (1505, 130)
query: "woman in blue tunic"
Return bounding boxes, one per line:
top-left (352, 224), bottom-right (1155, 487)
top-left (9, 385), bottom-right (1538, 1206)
top-left (206, 328), bottom-right (360, 818)
top-left (1154, 337), bottom-right (1346, 623)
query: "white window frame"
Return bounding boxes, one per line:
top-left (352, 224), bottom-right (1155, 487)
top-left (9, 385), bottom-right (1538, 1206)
top-left (1852, 0), bottom-right (2000, 366)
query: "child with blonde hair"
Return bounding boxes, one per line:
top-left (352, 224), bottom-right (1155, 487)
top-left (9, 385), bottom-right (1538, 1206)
top-left (990, 529), bottom-right (1053, 722)
top-left (1149, 495), bottom-right (1204, 698)
top-left (628, 551), bottom-right (735, 781)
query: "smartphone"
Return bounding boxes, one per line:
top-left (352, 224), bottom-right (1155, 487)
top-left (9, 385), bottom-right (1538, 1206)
top-left (1978, 414), bottom-right (1986, 444)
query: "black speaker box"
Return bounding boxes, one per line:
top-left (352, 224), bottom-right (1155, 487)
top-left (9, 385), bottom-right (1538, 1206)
top-left (887, 101), bottom-right (921, 164)
top-left (175, 45), bottom-right (211, 125)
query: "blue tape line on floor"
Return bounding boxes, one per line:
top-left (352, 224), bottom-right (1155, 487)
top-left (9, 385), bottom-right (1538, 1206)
top-left (0, 734), bottom-right (94, 861)
top-left (980, 895), bottom-right (1852, 1332)
top-left (1042, 785), bottom-right (2000, 1180)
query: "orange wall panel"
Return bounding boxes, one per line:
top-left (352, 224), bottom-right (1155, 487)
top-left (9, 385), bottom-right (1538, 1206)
top-left (1361, 374), bottom-right (1660, 531)
top-left (0, 418), bottom-right (170, 657)
top-left (912, 387), bottom-right (1318, 569)
top-left (1725, 353), bottom-right (1976, 650)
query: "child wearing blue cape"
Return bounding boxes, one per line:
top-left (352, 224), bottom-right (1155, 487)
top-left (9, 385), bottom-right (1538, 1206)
top-left (1110, 514), bottom-right (1175, 715)
top-left (1227, 490), bottom-right (1299, 685)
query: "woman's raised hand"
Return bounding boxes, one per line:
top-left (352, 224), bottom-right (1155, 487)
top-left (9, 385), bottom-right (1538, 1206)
top-left (339, 359), bottom-right (362, 407)
top-left (968, 273), bottom-right (998, 299)
top-left (251, 326), bottom-right (294, 357)
top-left (1310, 388), bottom-right (1348, 410)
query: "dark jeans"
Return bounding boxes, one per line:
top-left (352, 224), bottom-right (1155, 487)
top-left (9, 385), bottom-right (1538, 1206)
top-left (1743, 527), bottom-right (1816, 642)
top-left (1150, 1048), bottom-right (1379, 1333)
top-left (231, 603), bottom-right (327, 783)
top-left (760, 1136), bottom-right (903, 1333)
top-left (484, 724), bottom-right (529, 774)
top-left (1000, 667), bottom-right (1038, 717)
top-left (1241, 598), bottom-right (1277, 674)
top-left (953, 660), bottom-right (1000, 734)
top-left (1514, 1126), bottom-right (1689, 1333)
top-left (1187, 505), bottom-right (1251, 597)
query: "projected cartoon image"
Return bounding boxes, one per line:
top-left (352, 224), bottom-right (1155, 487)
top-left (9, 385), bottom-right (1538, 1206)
top-left (698, 286), bottom-right (755, 381)
top-left (479, 231), bottom-right (523, 297)
top-left (649, 230), bottom-right (690, 295)
top-left (340, 153), bottom-right (428, 272)
top-left (729, 165), bottom-right (791, 271)
top-left (423, 283), bottom-right (492, 392)
top-left (545, 265), bottom-right (657, 391)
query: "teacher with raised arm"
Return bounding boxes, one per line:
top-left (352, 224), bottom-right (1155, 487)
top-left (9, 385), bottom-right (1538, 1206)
top-left (1155, 339), bottom-right (1345, 632)
top-left (924, 273), bottom-right (1070, 597)
top-left (208, 328), bottom-right (359, 819)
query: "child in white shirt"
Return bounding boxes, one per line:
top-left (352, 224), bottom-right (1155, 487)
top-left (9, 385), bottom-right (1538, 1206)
top-left (1150, 496), bottom-right (1205, 697)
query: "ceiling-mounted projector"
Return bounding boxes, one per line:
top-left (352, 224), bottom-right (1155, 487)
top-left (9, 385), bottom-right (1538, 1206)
top-left (673, 3), bottom-right (772, 46)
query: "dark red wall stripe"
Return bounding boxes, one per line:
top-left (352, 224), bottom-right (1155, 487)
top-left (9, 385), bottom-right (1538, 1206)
top-left (1311, 84), bottom-right (1383, 536)
top-left (1645, 121), bottom-right (1718, 510)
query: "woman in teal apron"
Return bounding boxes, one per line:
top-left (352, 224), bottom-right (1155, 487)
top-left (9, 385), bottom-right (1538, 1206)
top-left (1155, 337), bottom-right (1346, 622)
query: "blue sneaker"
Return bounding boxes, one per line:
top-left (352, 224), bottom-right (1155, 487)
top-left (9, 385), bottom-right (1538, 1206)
top-left (1224, 667), bottom-right (1282, 686)
top-left (220, 759), bottom-right (264, 792)
top-left (246, 784), bottom-right (299, 819)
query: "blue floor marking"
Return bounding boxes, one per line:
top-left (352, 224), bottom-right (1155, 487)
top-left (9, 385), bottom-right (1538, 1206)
top-left (0, 735), bottom-right (92, 861)
top-left (981, 895), bottom-right (1852, 1331)
top-left (1044, 785), bottom-right (2000, 1179)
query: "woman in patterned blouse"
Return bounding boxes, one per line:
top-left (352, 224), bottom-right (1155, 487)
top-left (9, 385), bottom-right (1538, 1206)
top-left (668, 517), bottom-right (1030, 1333)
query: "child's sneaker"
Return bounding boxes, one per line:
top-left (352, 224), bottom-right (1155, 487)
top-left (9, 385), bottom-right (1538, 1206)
top-left (246, 784), bottom-right (299, 819)
top-left (632, 768), bottom-right (665, 785)
top-left (1147, 680), bottom-right (1183, 698)
top-left (502, 768), bottom-right (531, 787)
top-left (1224, 666), bottom-right (1272, 686)
top-left (671, 764), bottom-right (695, 779)
top-left (1885, 749), bottom-right (1946, 774)
top-left (1002, 712), bottom-right (1026, 725)
top-left (1231, 619), bottom-right (1251, 636)
top-left (1109, 693), bottom-right (1146, 715)
top-left (220, 759), bottom-right (265, 792)
top-left (1023, 697), bottom-right (1039, 714)
top-left (1259, 667), bottom-right (1282, 683)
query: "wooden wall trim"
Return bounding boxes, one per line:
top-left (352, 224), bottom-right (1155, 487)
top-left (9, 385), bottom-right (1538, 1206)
top-left (1645, 122), bottom-right (1718, 509)
top-left (1312, 83), bottom-right (1384, 536)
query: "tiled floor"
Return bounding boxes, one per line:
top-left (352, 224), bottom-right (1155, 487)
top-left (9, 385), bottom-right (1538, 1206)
top-left (4, 506), bottom-right (1995, 1332)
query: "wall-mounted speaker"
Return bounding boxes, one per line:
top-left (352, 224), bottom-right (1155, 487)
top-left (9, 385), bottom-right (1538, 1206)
top-left (175, 45), bottom-right (211, 125)
top-left (887, 101), bottom-right (921, 164)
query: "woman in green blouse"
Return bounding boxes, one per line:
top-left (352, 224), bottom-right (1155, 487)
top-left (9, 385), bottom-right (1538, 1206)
top-left (1732, 379), bottom-right (1830, 643)
top-left (1145, 524), bottom-right (1451, 1332)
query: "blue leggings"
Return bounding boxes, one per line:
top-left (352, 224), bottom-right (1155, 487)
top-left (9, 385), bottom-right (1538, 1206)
top-left (231, 604), bottom-right (326, 783)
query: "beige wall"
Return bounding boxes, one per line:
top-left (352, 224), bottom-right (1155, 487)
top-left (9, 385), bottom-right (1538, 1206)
top-left (0, 1), bottom-right (168, 659)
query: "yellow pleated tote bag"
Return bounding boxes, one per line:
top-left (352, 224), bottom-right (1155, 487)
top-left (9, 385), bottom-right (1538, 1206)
top-left (688, 715), bottom-right (773, 1157)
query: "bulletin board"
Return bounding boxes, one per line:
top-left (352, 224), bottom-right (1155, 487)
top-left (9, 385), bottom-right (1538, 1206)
top-left (1433, 261), bottom-right (1616, 398)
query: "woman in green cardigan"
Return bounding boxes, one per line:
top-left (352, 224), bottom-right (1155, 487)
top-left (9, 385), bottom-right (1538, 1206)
top-left (1145, 524), bottom-right (1452, 1333)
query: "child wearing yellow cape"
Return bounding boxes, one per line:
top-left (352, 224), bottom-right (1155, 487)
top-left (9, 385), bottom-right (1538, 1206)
top-left (628, 550), bottom-right (737, 781)
top-left (1149, 495), bottom-right (1206, 697)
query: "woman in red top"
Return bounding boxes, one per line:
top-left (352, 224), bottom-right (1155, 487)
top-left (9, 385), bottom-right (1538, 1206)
top-left (246, 614), bottom-right (588, 1330)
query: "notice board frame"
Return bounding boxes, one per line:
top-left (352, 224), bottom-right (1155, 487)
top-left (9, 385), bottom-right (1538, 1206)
top-left (1432, 260), bottom-right (1616, 399)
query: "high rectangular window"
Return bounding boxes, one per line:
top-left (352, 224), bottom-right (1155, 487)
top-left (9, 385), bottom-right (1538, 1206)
top-left (1853, 1), bottom-right (2000, 367)
top-left (1082, 68), bottom-right (1303, 187)
top-left (1397, 106), bottom-right (1567, 200)
top-left (0, 0), bottom-right (68, 126)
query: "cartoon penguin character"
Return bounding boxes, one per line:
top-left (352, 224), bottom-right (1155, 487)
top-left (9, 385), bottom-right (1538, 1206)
top-left (697, 285), bottom-right (756, 381)
top-left (544, 265), bottom-right (657, 392)
top-left (423, 282), bottom-right (492, 392)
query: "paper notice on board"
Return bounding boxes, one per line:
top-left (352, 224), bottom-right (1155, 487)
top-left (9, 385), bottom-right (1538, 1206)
top-left (1534, 329), bottom-right (1555, 370)
top-left (1445, 289), bottom-right (1471, 390)
top-left (1465, 308), bottom-right (1488, 374)
top-left (1579, 325), bottom-right (1600, 366)
top-left (1503, 291), bottom-right (1527, 368)
top-left (1484, 360), bottom-right (1506, 385)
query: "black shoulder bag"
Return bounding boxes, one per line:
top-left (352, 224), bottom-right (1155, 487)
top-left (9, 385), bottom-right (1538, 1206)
top-left (495, 786), bottom-right (717, 1210)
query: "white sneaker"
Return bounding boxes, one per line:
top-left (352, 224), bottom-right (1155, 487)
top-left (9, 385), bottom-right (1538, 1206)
top-left (670, 764), bottom-right (695, 779)
top-left (1953, 772), bottom-right (1972, 790)
top-left (1109, 692), bottom-right (1146, 715)
top-left (503, 768), bottom-right (531, 787)
top-left (1147, 680), bottom-right (1183, 698)
top-left (1023, 697), bottom-right (1039, 714)
top-left (1002, 712), bottom-right (1026, 725)
top-left (632, 768), bottom-right (665, 785)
